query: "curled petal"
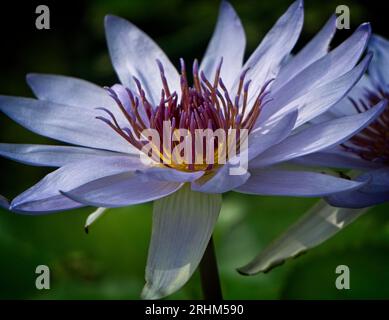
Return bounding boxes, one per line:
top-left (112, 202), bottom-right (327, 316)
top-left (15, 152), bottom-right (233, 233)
top-left (326, 168), bottom-right (389, 208)
top-left (85, 207), bottom-right (108, 233)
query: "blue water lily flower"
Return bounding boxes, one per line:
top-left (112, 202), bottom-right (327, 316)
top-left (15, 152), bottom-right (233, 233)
top-left (0, 1), bottom-right (383, 298)
top-left (296, 34), bottom-right (389, 208)
top-left (236, 34), bottom-right (389, 276)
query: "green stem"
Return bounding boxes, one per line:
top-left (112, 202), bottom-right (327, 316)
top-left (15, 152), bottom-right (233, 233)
top-left (199, 236), bottom-right (223, 300)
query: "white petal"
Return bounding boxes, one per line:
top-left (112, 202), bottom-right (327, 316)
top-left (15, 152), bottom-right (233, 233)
top-left (200, 1), bottom-right (246, 91)
top-left (26, 74), bottom-right (115, 109)
top-left (235, 168), bottom-right (364, 197)
top-left (84, 207), bottom-right (107, 233)
top-left (368, 34), bottom-right (389, 85)
top-left (238, 200), bottom-right (368, 275)
top-left (26, 73), bottom-right (128, 125)
top-left (142, 184), bottom-right (222, 299)
top-left (11, 155), bottom-right (145, 213)
top-left (240, 0), bottom-right (304, 106)
top-left (292, 146), bottom-right (381, 170)
top-left (0, 143), bottom-right (121, 167)
top-left (105, 15), bottom-right (180, 105)
top-left (0, 96), bottom-right (138, 154)
top-left (260, 23), bottom-right (371, 123)
top-left (251, 101), bottom-right (386, 168)
top-left (292, 53), bottom-right (372, 127)
top-left (272, 15), bottom-right (337, 92)
top-left (309, 74), bottom-right (375, 126)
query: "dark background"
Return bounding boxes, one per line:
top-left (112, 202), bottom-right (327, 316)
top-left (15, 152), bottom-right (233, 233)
top-left (0, 0), bottom-right (389, 299)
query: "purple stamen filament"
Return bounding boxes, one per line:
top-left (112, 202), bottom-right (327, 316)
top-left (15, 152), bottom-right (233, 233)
top-left (342, 86), bottom-right (389, 164)
top-left (98, 58), bottom-right (273, 172)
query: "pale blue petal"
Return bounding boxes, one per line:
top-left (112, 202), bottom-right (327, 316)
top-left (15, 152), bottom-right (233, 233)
top-left (291, 146), bottom-right (382, 170)
top-left (249, 110), bottom-right (297, 160)
top-left (235, 169), bottom-right (365, 197)
top-left (136, 167), bottom-right (204, 183)
top-left (251, 101), bottom-right (386, 168)
top-left (273, 15), bottom-right (337, 91)
top-left (191, 160), bottom-right (250, 193)
top-left (309, 74), bottom-right (375, 125)
top-left (105, 15), bottom-right (180, 105)
top-left (61, 172), bottom-right (182, 208)
top-left (0, 96), bottom-right (138, 154)
top-left (292, 53), bottom-right (372, 127)
top-left (200, 1), bottom-right (246, 91)
top-left (239, 0), bottom-right (304, 106)
top-left (326, 168), bottom-right (389, 208)
top-left (26, 73), bottom-right (116, 110)
top-left (0, 143), bottom-right (122, 167)
top-left (368, 34), bottom-right (389, 85)
top-left (10, 156), bottom-right (145, 214)
top-left (142, 184), bottom-right (222, 299)
top-left (238, 200), bottom-right (367, 275)
top-left (260, 23), bottom-right (371, 123)
top-left (327, 191), bottom-right (389, 208)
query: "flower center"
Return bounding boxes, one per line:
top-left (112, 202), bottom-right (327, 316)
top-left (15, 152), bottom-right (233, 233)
top-left (98, 59), bottom-right (272, 172)
top-left (342, 86), bottom-right (389, 165)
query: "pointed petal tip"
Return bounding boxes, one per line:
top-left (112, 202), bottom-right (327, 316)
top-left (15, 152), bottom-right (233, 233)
top-left (292, 0), bottom-right (304, 10)
top-left (84, 207), bottom-right (107, 232)
top-left (358, 22), bottom-right (372, 35)
top-left (25, 73), bottom-right (36, 82)
top-left (104, 14), bottom-right (126, 28)
top-left (236, 267), bottom-right (251, 276)
top-left (104, 14), bottom-right (115, 23)
top-left (0, 195), bottom-right (10, 210)
top-left (8, 199), bottom-right (18, 211)
top-left (25, 73), bottom-right (43, 92)
top-left (220, 0), bottom-right (238, 12)
top-left (141, 283), bottom-right (166, 300)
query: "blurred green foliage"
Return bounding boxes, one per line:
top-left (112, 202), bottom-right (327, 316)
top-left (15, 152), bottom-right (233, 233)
top-left (0, 0), bottom-right (388, 299)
